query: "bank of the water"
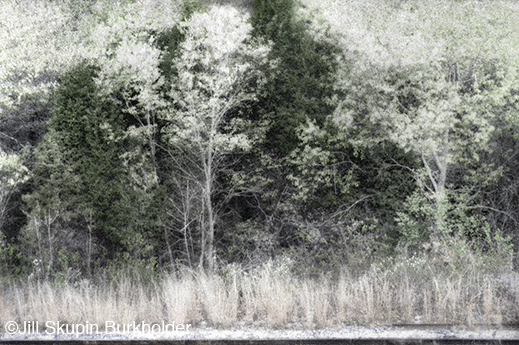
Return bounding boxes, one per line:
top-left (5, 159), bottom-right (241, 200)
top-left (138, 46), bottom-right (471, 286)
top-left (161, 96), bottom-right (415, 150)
top-left (3, 262), bottom-right (519, 329)
top-left (1, 326), bottom-right (519, 342)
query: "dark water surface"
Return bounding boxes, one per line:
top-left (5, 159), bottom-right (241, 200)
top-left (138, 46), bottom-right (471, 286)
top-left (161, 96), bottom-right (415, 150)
top-left (1, 339), bottom-right (517, 345)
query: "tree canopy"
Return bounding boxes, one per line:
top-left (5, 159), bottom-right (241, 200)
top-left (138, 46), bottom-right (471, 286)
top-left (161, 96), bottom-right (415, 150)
top-left (1, 0), bottom-right (519, 276)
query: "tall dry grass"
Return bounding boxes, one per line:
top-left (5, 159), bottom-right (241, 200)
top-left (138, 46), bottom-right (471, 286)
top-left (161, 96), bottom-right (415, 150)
top-left (1, 256), bottom-right (519, 331)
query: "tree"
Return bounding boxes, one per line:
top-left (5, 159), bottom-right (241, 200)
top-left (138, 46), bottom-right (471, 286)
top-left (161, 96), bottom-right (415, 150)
top-left (162, 5), bottom-right (271, 271)
top-left (324, 0), bottom-right (519, 250)
top-left (250, 0), bottom-right (340, 155)
top-left (219, 0), bottom-right (349, 265)
top-left (0, 0), bottom-right (89, 241)
top-left (23, 64), bottom-right (156, 275)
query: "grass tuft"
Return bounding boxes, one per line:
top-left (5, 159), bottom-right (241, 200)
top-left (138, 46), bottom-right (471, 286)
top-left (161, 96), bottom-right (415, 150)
top-left (1, 256), bottom-right (519, 330)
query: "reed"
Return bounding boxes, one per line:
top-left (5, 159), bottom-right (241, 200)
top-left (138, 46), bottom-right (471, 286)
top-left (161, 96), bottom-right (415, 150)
top-left (1, 256), bottom-right (518, 331)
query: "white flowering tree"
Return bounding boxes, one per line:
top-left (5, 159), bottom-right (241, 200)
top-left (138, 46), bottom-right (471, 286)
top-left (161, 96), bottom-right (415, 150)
top-left (163, 5), bottom-right (271, 271)
top-left (315, 0), bottom-right (519, 239)
top-left (385, 68), bottom-right (494, 235)
top-left (0, 0), bottom-right (77, 113)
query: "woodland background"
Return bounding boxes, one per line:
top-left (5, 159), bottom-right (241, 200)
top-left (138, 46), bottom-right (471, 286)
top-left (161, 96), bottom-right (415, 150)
top-left (1, 0), bottom-right (519, 283)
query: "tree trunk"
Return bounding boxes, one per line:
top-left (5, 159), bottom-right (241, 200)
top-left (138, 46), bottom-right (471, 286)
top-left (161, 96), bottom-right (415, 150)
top-left (430, 146), bottom-right (449, 234)
top-left (422, 147), bottom-right (449, 235)
top-left (203, 146), bottom-right (215, 272)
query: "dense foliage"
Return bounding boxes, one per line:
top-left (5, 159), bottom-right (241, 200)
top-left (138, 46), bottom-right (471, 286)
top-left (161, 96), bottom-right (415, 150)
top-left (0, 0), bottom-right (518, 279)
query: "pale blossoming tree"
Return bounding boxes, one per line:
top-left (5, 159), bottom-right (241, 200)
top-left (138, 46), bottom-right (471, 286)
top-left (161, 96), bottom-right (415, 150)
top-left (164, 5), bottom-right (271, 271)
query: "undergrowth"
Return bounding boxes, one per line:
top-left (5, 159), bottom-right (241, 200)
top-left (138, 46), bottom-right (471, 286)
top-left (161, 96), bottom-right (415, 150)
top-left (1, 247), bottom-right (518, 330)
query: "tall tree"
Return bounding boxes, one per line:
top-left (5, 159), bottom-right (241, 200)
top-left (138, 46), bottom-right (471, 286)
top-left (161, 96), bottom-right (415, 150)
top-left (23, 64), bottom-right (155, 275)
top-left (325, 0), bottom-right (519, 250)
top-left (162, 5), bottom-right (270, 271)
top-left (251, 0), bottom-right (340, 155)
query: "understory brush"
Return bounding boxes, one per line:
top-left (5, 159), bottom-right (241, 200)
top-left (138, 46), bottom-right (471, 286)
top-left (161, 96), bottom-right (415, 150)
top-left (1, 252), bottom-right (518, 330)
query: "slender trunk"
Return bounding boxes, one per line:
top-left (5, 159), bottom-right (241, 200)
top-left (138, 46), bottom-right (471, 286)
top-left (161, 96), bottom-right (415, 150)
top-left (204, 149), bottom-right (214, 273)
top-left (184, 224), bottom-right (191, 268)
top-left (199, 195), bottom-right (205, 269)
top-left (46, 210), bottom-right (53, 277)
top-left (421, 146), bottom-right (449, 235)
top-left (35, 216), bottom-right (43, 272)
top-left (184, 182), bottom-right (192, 268)
top-left (86, 210), bottom-right (93, 273)
top-left (200, 114), bottom-right (219, 273)
top-left (146, 110), bottom-right (156, 157)
top-left (431, 147), bottom-right (448, 235)
top-left (164, 226), bottom-right (174, 266)
top-left (88, 224), bottom-right (92, 273)
top-left (433, 185), bottom-right (447, 234)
